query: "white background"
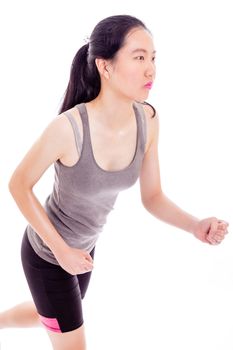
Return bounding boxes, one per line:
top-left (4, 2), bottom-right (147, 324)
top-left (0, 0), bottom-right (232, 349)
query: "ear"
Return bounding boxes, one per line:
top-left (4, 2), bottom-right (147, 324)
top-left (95, 58), bottom-right (111, 79)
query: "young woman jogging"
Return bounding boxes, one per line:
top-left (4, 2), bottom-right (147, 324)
top-left (1, 14), bottom-right (229, 350)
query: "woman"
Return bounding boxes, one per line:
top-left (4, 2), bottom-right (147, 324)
top-left (0, 14), bottom-right (229, 350)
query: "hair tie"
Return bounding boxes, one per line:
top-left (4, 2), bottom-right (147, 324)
top-left (83, 36), bottom-right (90, 46)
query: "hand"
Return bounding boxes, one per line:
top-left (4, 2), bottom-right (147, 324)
top-left (53, 245), bottom-right (94, 275)
top-left (192, 217), bottom-right (229, 245)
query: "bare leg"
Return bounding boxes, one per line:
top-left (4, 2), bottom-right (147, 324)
top-left (0, 300), bottom-right (41, 328)
top-left (46, 324), bottom-right (87, 350)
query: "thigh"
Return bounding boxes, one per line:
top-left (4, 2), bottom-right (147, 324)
top-left (21, 230), bottom-right (84, 333)
top-left (77, 245), bottom-right (95, 299)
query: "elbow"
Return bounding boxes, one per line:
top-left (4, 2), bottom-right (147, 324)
top-left (8, 174), bottom-right (31, 196)
top-left (8, 176), bottom-right (16, 194)
top-left (8, 177), bottom-right (21, 196)
top-left (142, 190), bottom-right (163, 210)
top-left (8, 171), bottom-right (19, 194)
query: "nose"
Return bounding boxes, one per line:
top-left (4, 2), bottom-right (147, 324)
top-left (145, 61), bottom-right (156, 79)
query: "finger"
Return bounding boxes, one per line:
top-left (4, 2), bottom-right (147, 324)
top-left (217, 223), bottom-right (224, 229)
top-left (218, 223), bottom-right (228, 231)
top-left (218, 229), bottom-right (228, 235)
top-left (84, 253), bottom-right (93, 263)
top-left (213, 233), bottom-right (226, 242)
top-left (206, 235), bottom-right (216, 244)
top-left (206, 233), bottom-right (222, 244)
top-left (208, 218), bottom-right (219, 235)
top-left (218, 220), bottom-right (229, 226)
top-left (216, 229), bottom-right (226, 236)
top-left (209, 238), bottom-right (221, 245)
top-left (81, 264), bottom-right (93, 274)
top-left (208, 220), bottom-right (226, 240)
top-left (85, 261), bottom-right (94, 270)
top-left (209, 239), bottom-right (220, 245)
top-left (82, 259), bottom-right (93, 268)
top-left (212, 228), bottom-right (226, 238)
top-left (214, 235), bottom-right (224, 241)
top-left (206, 237), bottom-right (213, 244)
top-left (216, 226), bottom-right (229, 237)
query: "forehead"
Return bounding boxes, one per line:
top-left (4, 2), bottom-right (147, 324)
top-left (122, 27), bottom-right (156, 54)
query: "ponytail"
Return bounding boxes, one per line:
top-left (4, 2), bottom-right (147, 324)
top-left (58, 44), bottom-right (100, 114)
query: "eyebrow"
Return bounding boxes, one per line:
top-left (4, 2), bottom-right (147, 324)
top-left (131, 48), bottom-right (157, 54)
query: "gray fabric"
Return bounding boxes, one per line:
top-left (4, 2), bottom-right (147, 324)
top-left (26, 102), bottom-right (147, 265)
top-left (63, 111), bottom-right (82, 155)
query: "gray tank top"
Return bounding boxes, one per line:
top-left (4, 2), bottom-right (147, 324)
top-left (26, 102), bottom-right (147, 265)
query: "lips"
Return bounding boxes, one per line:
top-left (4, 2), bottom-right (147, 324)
top-left (144, 82), bottom-right (153, 89)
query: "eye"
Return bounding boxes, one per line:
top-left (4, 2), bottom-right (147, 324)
top-left (152, 56), bottom-right (156, 62)
top-left (135, 56), bottom-right (145, 60)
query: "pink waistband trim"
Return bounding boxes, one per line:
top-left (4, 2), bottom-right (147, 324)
top-left (38, 314), bottom-right (62, 333)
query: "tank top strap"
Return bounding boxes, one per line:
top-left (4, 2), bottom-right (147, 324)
top-left (74, 103), bottom-right (91, 159)
top-left (63, 111), bottom-right (82, 155)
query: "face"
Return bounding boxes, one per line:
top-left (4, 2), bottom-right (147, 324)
top-left (106, 27), bottom-right (156, 102)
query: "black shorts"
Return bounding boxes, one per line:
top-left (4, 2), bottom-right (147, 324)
top-left (21, 229), bottom-right (95, 333)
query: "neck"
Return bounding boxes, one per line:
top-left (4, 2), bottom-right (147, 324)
top-left (86, 90), bottom-right (136, 127)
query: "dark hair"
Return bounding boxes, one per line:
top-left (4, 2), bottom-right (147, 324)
top-left (58, 15), bottom-right (156, 118)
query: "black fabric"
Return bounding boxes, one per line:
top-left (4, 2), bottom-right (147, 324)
top-left (21, 229), bottom-right (95, 333)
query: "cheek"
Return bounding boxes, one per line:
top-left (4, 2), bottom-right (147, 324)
top-left (110, 61), bottom-right (142, 93)
top-left (116, 61), bottom-right (139, 80)
top-left (120, 67), bottom-right (141, 88)
top-left (125, 64), bottom-right (140, 78)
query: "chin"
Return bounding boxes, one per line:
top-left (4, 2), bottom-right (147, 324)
top-left (123, 91), bottom-right (149, 104)
top-left (134, 94), bottom-right (150, 104)
top-left (139, 90), bottom-right (150, 101)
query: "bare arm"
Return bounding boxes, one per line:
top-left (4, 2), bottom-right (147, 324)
top-left (140, 109), bottom-right (200, 235)
top-left (143, 192), bottom-right (200, 234)
top-left (9, 112), bottom-right (94, 274)
top-left (8, 114), bottom-right (71, 253)
top-left (139, 113), bottom-right (228, 244)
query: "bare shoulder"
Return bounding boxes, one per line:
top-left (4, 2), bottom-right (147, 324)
top-left (141, 103), bottom-right (159, 153)
top-left (8, 107), bottom-right (83, 189)
top-left (39, 112), bottom-right (73, 154)
top-left (52, 106), bottom-right (83, 146)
